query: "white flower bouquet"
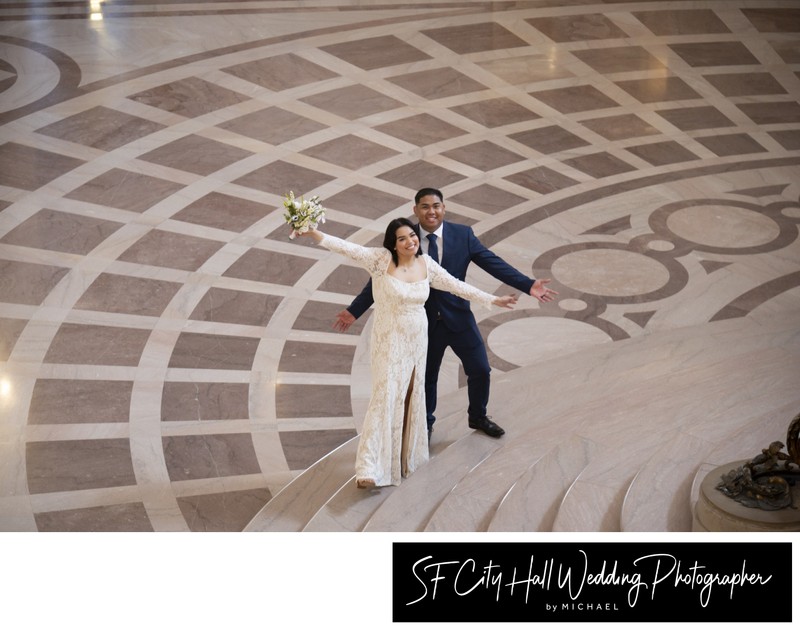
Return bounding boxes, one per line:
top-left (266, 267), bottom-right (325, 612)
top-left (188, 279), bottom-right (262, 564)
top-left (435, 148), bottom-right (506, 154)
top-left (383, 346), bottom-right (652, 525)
top-left (283, 191), bottom-right (326, 239)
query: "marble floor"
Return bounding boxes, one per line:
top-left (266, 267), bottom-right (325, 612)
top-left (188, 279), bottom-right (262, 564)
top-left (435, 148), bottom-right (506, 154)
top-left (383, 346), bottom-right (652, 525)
top-left (0, 0), bottom-right (799, 542)
top-left (2, 2), bottom-right (799, 626)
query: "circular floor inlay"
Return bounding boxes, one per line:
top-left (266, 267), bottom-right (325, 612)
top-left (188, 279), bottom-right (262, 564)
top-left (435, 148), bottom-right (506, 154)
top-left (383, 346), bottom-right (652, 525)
top-left (666, 204), bottom-right (780, 248)
top-left (647, 239), bottom-right (675, 252)
top-left (0, 43), bottom-right (60, 113)
top-left (551, 249), bottom-right (669, 297)
top-left (488, 317), bottom-right (610, 366)
top-left (558, 298), bottom-right (587, 312)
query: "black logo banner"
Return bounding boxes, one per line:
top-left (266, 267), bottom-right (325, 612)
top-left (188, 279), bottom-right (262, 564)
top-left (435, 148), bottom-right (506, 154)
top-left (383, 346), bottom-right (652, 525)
top-left (393, 542), bottom-right (792, 623)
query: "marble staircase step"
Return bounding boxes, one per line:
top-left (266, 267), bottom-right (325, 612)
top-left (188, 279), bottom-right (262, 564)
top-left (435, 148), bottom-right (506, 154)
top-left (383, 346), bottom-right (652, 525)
top-left (622, 432), bottom-right (718, 532)
top-left (362, 433), bottom-right (502, 532)
top-left (424, 318), bottom-right (800, 532)
top-left (244, 438), bottom-right (359, 532)
top-left (423, 434), bottom-right (554, 532)
top-left (303, 477), bottom-right (397, 532)
top-left (249, 397), bottom-right (480, 532)
top-left (699, 398), bottom-right (800, 468)
top-left (428, 323), bottom-right (799, 532)
top-left (622, 385), bottom-right (800, 532)
top-left (245, 309), bottom-right (800, 532)
top-left (303, 400), bottom-right (484, 531)
top-left (488, 435), bottom-right (600, 532)
top-left (688, 399), bottom-right (800, 521)
top-left (553, 343), bottom-right (800, 531)
top-left (550, 436), bottom-right (660, 532)
top-left (392, 322), bottom-right (767, 531)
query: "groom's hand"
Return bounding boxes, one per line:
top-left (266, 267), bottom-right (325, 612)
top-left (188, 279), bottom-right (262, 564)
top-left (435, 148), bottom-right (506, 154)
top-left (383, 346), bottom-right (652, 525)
top-left (531, 278), bottom-right (557, 302)
top-left (333, 309), bottom-right (356, 332)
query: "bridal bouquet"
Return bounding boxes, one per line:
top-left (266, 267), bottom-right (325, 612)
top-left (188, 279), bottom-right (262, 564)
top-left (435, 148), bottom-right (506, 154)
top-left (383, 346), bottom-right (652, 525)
top-left (283, 191), bottom-right (326, 239)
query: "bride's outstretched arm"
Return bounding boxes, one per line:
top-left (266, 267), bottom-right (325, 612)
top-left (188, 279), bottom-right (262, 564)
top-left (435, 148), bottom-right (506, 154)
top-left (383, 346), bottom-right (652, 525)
top-left (428, 257), bottom-right (517, 310)
top-left (299, 227), bottom-right (325, 245)
top-left (295, 228), bottom-right (386, 274)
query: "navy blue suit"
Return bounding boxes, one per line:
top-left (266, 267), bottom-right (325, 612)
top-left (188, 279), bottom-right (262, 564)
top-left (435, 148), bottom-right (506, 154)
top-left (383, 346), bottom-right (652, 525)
top-left (346, 221), bottom-right (534, 429)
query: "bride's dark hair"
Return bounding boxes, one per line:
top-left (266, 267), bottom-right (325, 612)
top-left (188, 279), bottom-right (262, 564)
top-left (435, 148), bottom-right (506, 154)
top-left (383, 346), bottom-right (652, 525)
top-left (384, 217), bottom-right (422, 266)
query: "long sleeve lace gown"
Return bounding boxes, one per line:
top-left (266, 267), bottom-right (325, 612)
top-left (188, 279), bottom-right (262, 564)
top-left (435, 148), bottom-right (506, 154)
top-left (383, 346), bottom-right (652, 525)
top-left (319, 234), bottom-right (497, 487)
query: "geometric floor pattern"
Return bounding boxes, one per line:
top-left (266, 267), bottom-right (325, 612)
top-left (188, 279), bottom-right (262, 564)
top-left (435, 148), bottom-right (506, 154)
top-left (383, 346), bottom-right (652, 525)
top-left (1, 0), bottom-right (799, 533)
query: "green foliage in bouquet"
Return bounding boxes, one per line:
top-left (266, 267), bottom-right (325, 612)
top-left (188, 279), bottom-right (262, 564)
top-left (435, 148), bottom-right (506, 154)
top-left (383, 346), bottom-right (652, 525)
top-left (283, 191), bottom-right (326, 239)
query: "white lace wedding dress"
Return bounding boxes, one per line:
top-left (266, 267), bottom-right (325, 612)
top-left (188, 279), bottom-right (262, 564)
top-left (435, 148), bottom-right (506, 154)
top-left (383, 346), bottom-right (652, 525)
top-left (319, 234), bottom-right (497, 486)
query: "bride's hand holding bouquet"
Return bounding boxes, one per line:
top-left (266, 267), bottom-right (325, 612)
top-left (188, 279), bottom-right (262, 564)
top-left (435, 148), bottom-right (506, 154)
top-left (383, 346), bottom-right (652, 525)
top-left (283, 191), bottom-right (326, 240)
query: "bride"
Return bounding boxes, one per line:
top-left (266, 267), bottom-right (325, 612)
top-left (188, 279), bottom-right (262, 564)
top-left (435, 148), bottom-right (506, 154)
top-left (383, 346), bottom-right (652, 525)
top-left (298, 218), bottom-right (517, 488)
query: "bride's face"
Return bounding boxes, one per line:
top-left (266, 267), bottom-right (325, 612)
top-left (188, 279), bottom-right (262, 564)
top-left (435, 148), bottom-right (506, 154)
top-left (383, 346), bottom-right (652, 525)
top-left (395, 226), bottom-right (419, 259)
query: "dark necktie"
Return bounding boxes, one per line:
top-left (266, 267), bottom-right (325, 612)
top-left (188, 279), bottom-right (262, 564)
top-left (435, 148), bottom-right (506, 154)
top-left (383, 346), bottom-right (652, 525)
top-left (427, 233), bottom-right (439, 263)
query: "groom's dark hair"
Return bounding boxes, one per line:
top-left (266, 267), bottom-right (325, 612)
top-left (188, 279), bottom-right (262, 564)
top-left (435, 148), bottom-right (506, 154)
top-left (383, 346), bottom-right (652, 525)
top-left (415, 187), bottom-right (443, 204)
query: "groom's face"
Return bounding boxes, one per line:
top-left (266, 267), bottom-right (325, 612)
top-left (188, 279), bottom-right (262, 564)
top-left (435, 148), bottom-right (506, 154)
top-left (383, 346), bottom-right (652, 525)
top-left (413, 194), bottom-right (445, 233)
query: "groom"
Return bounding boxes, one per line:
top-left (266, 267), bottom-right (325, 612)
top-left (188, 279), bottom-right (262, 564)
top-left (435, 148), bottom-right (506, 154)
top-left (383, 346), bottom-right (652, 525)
top-left (334, 187), bottom-right (557, 439)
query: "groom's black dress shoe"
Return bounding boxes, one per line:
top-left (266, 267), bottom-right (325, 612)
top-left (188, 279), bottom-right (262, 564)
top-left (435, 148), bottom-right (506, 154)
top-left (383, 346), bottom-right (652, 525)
top-left (468, 416), bottom-right (505, 438)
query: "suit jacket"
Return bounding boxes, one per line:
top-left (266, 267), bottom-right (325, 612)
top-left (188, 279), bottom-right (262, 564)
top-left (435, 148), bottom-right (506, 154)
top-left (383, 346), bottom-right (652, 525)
top-left (347, 221), bottom-right (534, 332)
